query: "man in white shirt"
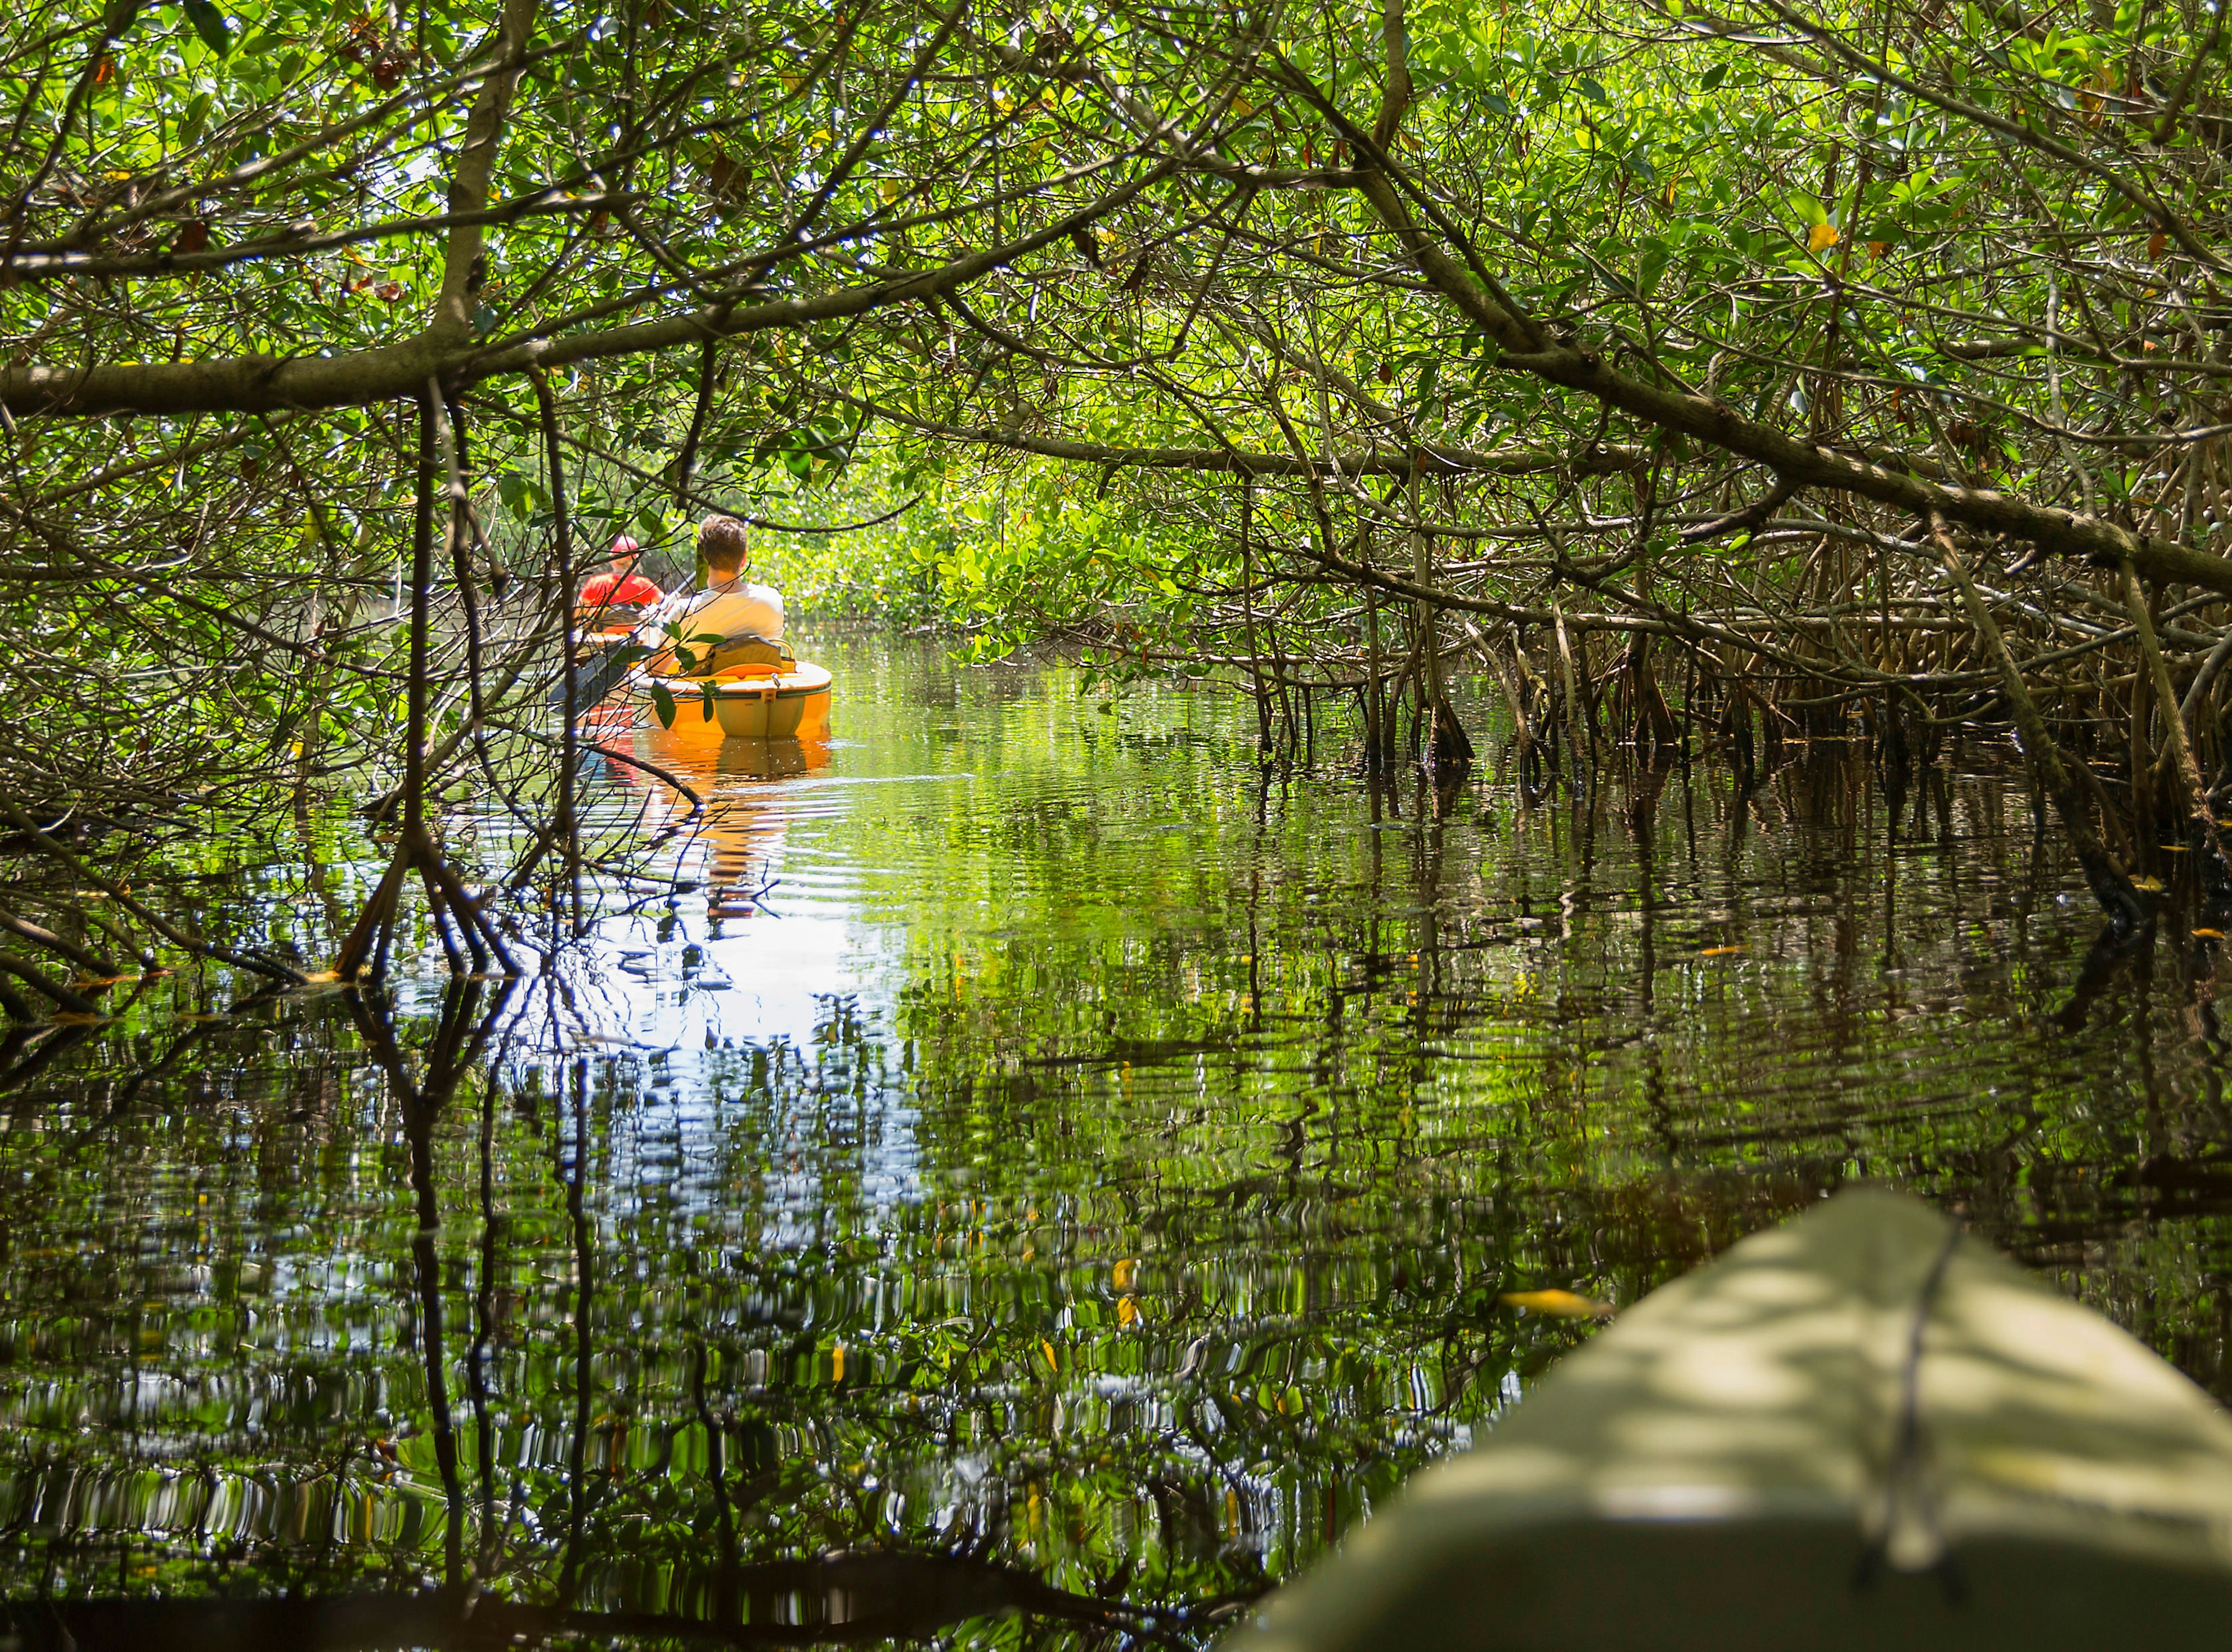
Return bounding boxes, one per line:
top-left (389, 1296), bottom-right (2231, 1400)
top-left (647, 514), bottom-right (785, 672)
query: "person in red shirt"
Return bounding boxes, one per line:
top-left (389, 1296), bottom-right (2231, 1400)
top-left (575, 536), bottom-right (664, 626)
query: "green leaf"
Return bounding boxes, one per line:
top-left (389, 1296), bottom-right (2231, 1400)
top-left (650, 682), bottom-right (677, 728)
top-left (1698, 63), bottom-right (1727, 91)
top-left (180, 0), bottom-right (232, 56)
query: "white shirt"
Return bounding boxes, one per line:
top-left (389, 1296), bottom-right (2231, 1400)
top-left (651, 580), bottom-right (785, 646)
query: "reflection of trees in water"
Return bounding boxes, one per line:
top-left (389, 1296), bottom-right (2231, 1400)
top-left (5, 755), bottom-right (2232, 1643)
top-left (0, 986), bottom-right (1301, 1648)
top-left (879, 746), bottom-right (2232, 1384)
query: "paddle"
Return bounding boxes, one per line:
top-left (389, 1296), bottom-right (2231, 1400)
top-left (553, 636), bottom-right (655, 711)
top-left (553, 628), bottom-right (789, 714)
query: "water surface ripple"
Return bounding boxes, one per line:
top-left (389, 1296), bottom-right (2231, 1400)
top-left (0, 633), bottom-right (2225, 1647)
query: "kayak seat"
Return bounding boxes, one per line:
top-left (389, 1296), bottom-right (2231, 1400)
top-left (671, 632), bottom-right (792, 680)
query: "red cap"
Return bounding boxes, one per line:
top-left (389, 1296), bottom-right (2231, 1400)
top-left (609, 535), bottom-right (639, 558)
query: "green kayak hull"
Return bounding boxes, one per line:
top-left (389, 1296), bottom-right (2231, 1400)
top-left (1229, 1189), bottom-right (2232, 1649)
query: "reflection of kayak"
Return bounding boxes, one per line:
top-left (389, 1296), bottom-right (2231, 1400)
top-left (638, 729), bottom-right (832, 781)
top-left (628, 732), bottom-right (832, 917)
top-left (633, 661), bottom-right (832, 740)
top-left (1236, 1189), bottom-right (2232, 1651)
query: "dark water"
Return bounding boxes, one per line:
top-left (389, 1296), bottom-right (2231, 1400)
top-left (2, 633), bottom-right (2230, 1647)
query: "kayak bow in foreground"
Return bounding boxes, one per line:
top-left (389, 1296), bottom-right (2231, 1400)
top-left (1232, 1189), bottom-right (2232, 1650)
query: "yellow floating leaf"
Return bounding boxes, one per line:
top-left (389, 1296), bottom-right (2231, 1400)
top-left (1112, 1257), bottom-right (1138, 1291)
top-left (1702, 944), bottom-right (1747, 956)
top-left (2194, 928), bottom-right (2226, 940)
top-left (1041, 1338), bottom-right (1060, 1371)
top-left (1807, 221), bottom-right (1840, 252)
top-left (1117, 1295), bottom-right (1139, 1327)
top-left (1500, 1289), bottom-right (1614, 1319)
top-left (2133, 875), bottom-right (2167, 893)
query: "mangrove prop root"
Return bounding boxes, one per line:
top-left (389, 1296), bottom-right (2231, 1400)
top-left (0, 798), bottom-right (307, 987)
top-left (336, 827), bottom-right (520, 984)
top-left (1937, 516), bottom-right (2146, 930)
top-left (0, 947), bottom-right (98, 1016)
top-left (2123, 559), bottom-right (2232, 891)
top-left (0, 904), bottom-right (116, 980)
top-left (1422, 689), bottom-right (1475, 779)
top-left (332, 392), bottom-right (520, 984)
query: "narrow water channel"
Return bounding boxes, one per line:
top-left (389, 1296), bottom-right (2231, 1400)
top-left (1, 633), bottom-right (2227, 1647)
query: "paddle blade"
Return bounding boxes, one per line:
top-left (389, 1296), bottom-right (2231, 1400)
top-left (553, 642), bottom-right (649, 711)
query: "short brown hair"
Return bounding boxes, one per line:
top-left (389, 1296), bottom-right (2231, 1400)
top-left (699, 514), bottom-right (749, 571)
